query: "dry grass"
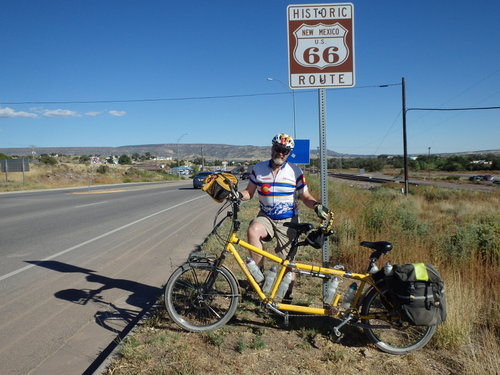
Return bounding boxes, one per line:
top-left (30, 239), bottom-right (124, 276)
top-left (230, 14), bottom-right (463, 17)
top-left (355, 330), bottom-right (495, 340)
top-left (0, 162), bottom-right (177, 191)
top-left (103, 178), bottom-right (499, 375)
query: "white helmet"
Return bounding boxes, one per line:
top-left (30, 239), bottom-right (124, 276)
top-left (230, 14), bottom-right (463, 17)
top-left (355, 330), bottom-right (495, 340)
top-left (272, 133), bottom-right (294, 150)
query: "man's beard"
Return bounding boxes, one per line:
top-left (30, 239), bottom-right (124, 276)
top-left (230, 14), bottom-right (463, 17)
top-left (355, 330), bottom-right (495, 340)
top-left (272, 157), bottom-right (285, 166)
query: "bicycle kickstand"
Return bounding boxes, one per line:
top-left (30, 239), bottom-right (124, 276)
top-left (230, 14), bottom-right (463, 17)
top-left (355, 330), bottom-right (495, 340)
top-left (331, 313), bottom-right (354, 343)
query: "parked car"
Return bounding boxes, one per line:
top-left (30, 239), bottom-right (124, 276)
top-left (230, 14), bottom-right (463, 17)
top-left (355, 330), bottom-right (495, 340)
top-left (193, 171), bottom-right (214, 189)
top-left (469, 175), bottom-right (482, 182)
top-left (481, 175), bottom-right (494, 182)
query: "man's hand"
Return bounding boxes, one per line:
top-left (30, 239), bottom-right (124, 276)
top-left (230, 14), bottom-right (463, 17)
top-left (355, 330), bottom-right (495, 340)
top-left (314, 203), bottom-right (330, 220)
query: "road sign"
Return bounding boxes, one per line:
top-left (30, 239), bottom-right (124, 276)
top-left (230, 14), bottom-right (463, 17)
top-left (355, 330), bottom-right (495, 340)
top-left (287, 3), bottom-right (355, 89)
top-left (0, 158), bottom-right (30, 172)
top-left (288, 139), bottom-right (310, 164)
top-left (91, 156), bottom-right (100, 165)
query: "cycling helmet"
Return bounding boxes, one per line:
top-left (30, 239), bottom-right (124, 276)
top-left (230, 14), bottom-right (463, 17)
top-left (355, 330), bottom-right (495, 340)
top-left (272, 133), bottom-right (294, 150)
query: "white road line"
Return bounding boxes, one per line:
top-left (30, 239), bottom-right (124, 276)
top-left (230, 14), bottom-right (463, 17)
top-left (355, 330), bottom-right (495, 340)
top-left (74, 201), bottom-right (108, 209)
top-left (0, 195), bottom-right (205, 282)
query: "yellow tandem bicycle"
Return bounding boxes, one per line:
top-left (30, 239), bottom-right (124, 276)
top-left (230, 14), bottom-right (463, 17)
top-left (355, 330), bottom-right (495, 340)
top-left (164, 175), bottom-right (437, 355)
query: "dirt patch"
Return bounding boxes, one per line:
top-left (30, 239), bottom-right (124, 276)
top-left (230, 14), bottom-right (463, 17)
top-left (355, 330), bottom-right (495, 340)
top-left (105, 288), bottom-right (469, 375)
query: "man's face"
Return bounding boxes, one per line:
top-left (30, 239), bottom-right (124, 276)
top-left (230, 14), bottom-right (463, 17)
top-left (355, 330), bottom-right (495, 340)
top-left (271, 144), bottom-right (291, 166)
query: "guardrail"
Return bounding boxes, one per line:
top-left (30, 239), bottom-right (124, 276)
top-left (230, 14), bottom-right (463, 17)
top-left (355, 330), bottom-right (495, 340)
top-left (329, 172), bottom-right (419, 186)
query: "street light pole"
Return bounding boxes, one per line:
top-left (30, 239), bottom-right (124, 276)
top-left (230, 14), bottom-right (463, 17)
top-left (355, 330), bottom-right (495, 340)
top-left (176, 133), bottom-right (187, 176)
top-left (267, 77), bottom-right (297, 138)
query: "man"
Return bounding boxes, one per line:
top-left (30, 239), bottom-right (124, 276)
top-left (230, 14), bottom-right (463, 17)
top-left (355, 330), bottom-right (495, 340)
top-left (239, 133), bottom-right (330, 294)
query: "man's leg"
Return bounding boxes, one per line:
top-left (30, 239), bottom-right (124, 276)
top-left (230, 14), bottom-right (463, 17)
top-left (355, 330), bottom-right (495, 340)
top-left (247, 220), bottom-right (268, 267)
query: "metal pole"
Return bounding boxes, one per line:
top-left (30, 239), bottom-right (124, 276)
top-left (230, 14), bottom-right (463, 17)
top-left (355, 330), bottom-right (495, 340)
top-left (318, 88), bottom-right (329, 295)
top-left (401, 77), bottom-right (409, 195)
top-left (428, 147), bottom-right (431, 180)
top-left (292, 89), bottom-right (297, 138)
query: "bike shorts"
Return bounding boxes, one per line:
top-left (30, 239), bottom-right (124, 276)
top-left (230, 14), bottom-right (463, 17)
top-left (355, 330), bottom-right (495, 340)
top-left (250, 213), bottom-right (299, 257)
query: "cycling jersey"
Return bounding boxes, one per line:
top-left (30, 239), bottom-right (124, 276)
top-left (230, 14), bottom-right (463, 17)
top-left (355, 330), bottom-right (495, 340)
top-left (249, 160), bottom-right (308, 220)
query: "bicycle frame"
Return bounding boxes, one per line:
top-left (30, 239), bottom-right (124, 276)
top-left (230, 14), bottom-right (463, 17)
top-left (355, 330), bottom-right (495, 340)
top-left (223, 231), bottom-right (377, 318)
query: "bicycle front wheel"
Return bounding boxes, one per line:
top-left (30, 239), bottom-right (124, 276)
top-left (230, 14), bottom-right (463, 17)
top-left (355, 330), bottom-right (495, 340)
top-left (164, 263), bottom-right (240, 332)
top-left (361, 287), bottom-right (437, 355)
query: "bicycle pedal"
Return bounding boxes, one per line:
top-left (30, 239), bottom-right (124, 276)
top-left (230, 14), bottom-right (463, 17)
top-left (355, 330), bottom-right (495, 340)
top-left (333, 332), bottom-right (344, 343)
top-left (330, 328), bottom-right (344, 343)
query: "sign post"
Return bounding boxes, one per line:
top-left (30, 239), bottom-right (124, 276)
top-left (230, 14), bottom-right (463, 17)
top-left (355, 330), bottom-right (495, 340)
top-left (287, 4), bottom-right (355, 285)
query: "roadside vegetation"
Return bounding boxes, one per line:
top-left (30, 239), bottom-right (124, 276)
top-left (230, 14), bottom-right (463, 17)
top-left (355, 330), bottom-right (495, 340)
top-left (0, 159), bottom-right (180, 192)
top-left (105, 177), bottom-right (499, 375)
top-left (309, 152), bottom-right (500, 173)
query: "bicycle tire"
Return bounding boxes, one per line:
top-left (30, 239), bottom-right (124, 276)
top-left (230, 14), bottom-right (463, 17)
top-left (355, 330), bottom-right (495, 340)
top-left (361, 286), bottom-right (437, 355)
top-left (164, 262), bottom-right (239, 332)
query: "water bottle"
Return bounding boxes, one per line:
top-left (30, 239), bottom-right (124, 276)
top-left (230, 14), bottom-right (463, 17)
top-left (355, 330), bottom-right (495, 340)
top-left (276, 271), bottom-right (293, 299)
top-left (384, 262), bottom-right (393, 276)
top-left (323, 277), bottom-right (340, 305)
top-left (246, 257), bottom-right (264, 283)
top-left (341, 282), bottom-right (358, 309)
top-left (368, 262), bottom-right (379, 274)
top-left (262, 266), bottom-right (277, 294)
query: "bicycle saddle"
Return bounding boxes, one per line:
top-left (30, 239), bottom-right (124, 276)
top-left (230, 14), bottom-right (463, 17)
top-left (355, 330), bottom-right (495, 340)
top-left (360, 241), bottom-right (393, 254)
top-left (283, 222), bottom-right (314, 234)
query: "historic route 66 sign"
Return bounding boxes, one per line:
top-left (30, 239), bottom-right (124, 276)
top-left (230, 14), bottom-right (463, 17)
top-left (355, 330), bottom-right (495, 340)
top-left (293, 23), bottom-right (349, 69)
top-left (288, 3), bottom-right (355, 89)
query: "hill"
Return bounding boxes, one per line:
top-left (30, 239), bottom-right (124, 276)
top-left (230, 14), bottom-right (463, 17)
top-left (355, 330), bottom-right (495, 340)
top-left (1, 144), bottom-right (498, 161)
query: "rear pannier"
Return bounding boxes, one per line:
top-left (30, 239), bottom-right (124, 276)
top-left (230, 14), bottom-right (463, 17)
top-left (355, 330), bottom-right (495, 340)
top-left (389, 263), bottom-right (447, 326)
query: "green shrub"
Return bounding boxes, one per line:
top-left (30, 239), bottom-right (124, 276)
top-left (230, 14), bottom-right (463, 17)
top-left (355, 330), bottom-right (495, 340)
top-left (440, 221), bottom-right (499, 262)
top-left (39, 154), bottom-right (58, 165)
top-left (96, 165), bottom-right (109, 174)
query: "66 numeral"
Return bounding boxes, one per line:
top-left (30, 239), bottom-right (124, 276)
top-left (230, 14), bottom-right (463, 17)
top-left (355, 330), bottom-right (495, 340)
top-left (303, 46), bottom-right (340, 64)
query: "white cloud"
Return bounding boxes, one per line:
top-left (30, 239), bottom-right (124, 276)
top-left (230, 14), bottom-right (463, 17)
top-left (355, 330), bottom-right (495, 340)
top-left (85, 111), bottom-right (101, 117)
top-left (108, 110), bottom-right (126, 117)
top-left (0, 106), bottom-right (38, 118)
top-left (42, 109), bottom-right (80, 117)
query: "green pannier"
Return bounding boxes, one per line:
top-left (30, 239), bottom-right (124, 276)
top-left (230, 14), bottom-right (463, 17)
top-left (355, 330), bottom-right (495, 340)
top-left (389, 263), bottom-right (447, 326)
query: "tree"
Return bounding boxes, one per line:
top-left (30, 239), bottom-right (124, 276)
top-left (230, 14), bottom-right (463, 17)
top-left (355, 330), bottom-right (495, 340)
top-left (118, 154), bottom-right (132, 165)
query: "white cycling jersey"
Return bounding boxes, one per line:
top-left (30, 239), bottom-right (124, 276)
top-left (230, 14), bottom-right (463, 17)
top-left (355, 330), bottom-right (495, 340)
top-left (249, 160), bottom-right (308, 220)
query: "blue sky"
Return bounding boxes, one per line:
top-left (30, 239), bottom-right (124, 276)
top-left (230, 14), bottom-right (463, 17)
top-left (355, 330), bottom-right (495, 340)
top-left (1, 0), bottom-right (499, 155)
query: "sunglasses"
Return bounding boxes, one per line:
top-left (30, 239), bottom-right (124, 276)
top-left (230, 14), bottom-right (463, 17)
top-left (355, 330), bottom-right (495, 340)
top-left (273, 145), bottom-right (291, 155)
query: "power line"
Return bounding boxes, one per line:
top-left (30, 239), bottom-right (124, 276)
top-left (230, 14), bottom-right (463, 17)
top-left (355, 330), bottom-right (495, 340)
top-left (0, 82), bottom-right (401, 106)
top-left (407, 106), bottom-right (500, 112)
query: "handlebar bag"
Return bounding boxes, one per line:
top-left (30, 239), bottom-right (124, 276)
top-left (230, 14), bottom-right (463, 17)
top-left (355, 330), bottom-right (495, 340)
top-left (202, 173), bottom-right (238, 203)
top-left (389, 263), bottom-right (447, 326)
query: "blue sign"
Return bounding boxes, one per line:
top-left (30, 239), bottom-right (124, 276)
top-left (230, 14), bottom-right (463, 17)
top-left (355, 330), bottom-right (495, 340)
top-left (288, 139), bottom-right (310, 164)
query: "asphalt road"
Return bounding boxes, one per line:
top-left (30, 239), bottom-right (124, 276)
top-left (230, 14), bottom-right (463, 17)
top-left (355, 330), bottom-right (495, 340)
top-left (0, 181), bottom-right (221, 375)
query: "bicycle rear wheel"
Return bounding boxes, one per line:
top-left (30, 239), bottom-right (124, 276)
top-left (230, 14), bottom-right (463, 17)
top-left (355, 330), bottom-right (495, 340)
top-left (164, 263), bottom-right (239, 332)
top-left (361, 287), bottom-right (437, 355)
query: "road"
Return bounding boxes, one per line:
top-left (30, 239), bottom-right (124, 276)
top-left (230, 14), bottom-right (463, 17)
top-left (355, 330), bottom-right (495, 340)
top-left (0, 181), bottom-right (221, 375)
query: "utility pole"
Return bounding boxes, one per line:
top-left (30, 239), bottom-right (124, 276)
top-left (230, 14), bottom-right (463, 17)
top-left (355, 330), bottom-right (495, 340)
top-left (401, 77), bottom-right (409, 196)
top-left (428, 147), bottom-right (431, 180)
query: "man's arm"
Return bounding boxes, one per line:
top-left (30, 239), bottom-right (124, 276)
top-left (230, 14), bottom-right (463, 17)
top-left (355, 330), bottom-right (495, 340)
top-left (240, 180), bottom-right (257, 201)
top-left (300, 189), bottom-right (321, 209)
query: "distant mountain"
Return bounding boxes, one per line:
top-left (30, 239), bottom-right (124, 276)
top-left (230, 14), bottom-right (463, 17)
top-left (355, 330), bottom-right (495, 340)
top-left (0, 144), bottom-right (273, 161)
top-left (1, 144), bottom-right (498, 160)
